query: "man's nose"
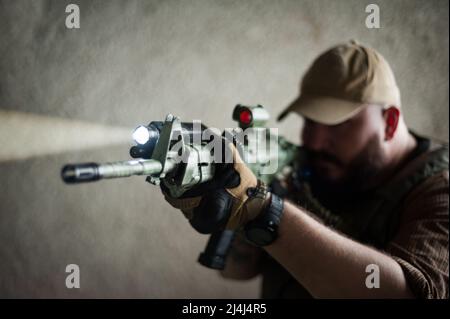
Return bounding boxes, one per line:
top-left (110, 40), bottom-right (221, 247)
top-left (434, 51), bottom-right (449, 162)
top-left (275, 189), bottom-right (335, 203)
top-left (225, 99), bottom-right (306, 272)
top-left (302, 122), bottom-right (330, 151)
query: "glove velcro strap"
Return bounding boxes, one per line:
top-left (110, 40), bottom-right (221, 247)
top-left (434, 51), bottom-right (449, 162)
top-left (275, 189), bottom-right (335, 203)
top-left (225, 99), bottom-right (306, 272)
top-left (225, 180), bottom-right (269, 230)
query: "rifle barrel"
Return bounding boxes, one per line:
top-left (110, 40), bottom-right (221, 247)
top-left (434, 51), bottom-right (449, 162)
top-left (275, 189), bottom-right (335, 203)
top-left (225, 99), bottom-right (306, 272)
top-left (61, 159), bottom-right (164, 183)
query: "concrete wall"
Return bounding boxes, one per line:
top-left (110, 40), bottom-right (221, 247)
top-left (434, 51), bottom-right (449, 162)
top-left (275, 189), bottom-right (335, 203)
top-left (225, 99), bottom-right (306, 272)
top-left (0, 0), bottom-right (448, 298)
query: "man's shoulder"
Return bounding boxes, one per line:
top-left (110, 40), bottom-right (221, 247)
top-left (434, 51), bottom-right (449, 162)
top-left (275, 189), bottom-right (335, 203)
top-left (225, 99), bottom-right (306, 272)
top-left (401, 169), bottom-right (449, 222)
top-left (390, 133), bottom-right (448, 185)
top-left (388, 141), bottom-right (449, 299)
top-left (396, 133), bottom-right (448, 221)
top-left (409, 170), bottom-right (449, 195)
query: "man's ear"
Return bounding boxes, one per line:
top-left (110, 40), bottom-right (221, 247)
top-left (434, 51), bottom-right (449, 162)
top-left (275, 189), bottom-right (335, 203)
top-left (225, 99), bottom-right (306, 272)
top-left (383, 106), bottom-right (400, 141)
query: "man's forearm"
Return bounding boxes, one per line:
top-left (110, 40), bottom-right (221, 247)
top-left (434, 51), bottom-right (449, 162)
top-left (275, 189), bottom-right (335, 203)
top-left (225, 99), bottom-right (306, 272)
top-left (264, 200), bottom-right (414, 298)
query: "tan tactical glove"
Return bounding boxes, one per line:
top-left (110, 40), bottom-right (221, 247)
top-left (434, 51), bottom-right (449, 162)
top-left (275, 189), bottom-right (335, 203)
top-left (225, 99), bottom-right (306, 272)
top-left (162, 143), bottom-right (270, 231)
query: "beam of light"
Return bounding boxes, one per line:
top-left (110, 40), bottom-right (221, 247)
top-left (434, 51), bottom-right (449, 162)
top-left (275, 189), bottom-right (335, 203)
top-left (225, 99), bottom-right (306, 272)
top-left (0, 110), bottom-right (133, 162)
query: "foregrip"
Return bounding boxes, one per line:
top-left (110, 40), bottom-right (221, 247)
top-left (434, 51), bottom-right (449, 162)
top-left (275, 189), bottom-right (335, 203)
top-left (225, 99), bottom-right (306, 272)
top-left (189, 189), bottom-right (235, 270)
top-left (198, 230), bottom-right (236, 270)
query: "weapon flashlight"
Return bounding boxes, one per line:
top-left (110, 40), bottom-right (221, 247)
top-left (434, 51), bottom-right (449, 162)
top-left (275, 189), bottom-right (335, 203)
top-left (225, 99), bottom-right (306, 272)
top-left (132, 126), bottom-right (151, 145)
top-left (129, 122), bottom-right (163, 159)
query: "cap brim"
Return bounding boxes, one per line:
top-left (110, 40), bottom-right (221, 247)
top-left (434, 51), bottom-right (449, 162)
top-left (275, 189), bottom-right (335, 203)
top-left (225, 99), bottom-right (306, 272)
top-left (277, 95), bottom-right (364, 125)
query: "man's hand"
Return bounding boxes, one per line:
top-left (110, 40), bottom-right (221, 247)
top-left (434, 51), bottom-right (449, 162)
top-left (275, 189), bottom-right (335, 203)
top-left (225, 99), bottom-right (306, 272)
top-left (162, 142), bottom-right (270, 232)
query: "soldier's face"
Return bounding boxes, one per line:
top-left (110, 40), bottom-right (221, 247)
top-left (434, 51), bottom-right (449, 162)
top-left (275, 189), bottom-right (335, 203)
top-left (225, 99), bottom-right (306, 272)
top-left (301, 104), bottom-right (387, 190)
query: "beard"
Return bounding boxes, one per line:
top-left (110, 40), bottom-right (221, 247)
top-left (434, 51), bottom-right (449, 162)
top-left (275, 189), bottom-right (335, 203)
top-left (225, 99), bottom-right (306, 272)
top-left (307, 134), bottom-right (386, 200)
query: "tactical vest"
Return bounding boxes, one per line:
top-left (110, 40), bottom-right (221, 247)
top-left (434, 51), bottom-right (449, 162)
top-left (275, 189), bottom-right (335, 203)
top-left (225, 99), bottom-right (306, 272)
top-left (262, 133), bottom-right (449, 298)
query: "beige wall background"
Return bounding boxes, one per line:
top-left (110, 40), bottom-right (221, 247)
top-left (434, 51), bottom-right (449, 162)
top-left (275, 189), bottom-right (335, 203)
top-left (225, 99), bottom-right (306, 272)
top-left (0, 0), bottom-right (448, 298)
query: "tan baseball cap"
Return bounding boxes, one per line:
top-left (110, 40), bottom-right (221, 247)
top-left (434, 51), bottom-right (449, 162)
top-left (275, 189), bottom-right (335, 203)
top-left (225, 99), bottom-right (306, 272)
top-left (277, 40), bottom-right (401, 125)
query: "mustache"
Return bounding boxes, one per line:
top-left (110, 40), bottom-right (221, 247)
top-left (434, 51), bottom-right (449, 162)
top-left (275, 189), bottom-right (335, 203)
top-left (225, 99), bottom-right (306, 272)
top-left (306, 149), bottom-right (343, 167)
